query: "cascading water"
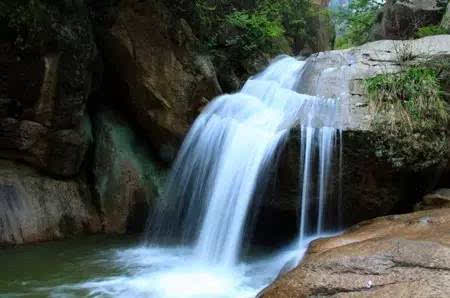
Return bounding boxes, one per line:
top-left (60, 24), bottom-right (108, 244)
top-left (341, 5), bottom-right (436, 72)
top-left (47, 56), bottom-right (344, 298)
top-left (147, 56), bottom-right (316, 267)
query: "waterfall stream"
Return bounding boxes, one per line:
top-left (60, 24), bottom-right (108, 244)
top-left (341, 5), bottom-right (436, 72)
top-left (40, 56), bottom-right (343, 298)
top-left (148, 56), bottom-right (315, 267)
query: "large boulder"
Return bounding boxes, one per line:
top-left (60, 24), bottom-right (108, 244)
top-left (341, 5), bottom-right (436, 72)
top-left (93, 107), bottom-right (166, 234)
top-left (0, 2), bottom-right (98, 177)
top-left (0, 160), bottom-right (101, 246)
top-left (261, 208), bottom-right (450, 297)
top-left (291, 35), bottom-right (450, 226)
top-left (98, 0), bottom-right (222, 162)
top-left (372, 0), bottom-right (448, 40)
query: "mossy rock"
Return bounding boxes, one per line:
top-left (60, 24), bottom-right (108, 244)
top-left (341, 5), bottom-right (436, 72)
top-left (93, 107), bottom-right (167, 234)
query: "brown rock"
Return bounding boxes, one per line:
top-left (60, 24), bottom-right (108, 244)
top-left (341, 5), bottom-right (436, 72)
top-left (261, 208), bottom-right (450, 297)
top-left (101, 0), bottom-right (222, 161)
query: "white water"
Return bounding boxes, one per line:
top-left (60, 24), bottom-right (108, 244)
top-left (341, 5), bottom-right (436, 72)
top-left (298, 99), bottom-right (341, 241)
top-left (148, 56), bottom-right (313, 266)
top-left (52, 56), bottom-right (343, 297)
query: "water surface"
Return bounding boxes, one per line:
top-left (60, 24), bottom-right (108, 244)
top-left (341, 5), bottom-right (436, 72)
top-left (0, 236), bottom-right (309, 298)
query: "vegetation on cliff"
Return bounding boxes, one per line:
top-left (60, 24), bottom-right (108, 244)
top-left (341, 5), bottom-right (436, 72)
top-left (166, 0), bottom-right (332, 89)
top-left (415, 25), bottom-right (449, 38)
top-left (333, 0), bottom-right (383, 49)
top-left (0, 0), bottom-right (92, 55)
top-left (171, 0), bottom-right (328, 56)
top-left (365, 60), bottom-right (450, 170)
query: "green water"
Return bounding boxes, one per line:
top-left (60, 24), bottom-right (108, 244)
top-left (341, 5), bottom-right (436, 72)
top-left (0, 235), bottom-right (306, 298)
top-left (0, 235), bottom-right (139, 297)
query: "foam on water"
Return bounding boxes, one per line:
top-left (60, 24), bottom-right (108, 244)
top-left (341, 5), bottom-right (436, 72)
top-left (48, 244), bottom-right (308, 298)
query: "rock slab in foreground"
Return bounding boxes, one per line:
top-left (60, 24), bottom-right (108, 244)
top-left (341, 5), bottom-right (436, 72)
top-left (260, 208), bottom-right (450, 297)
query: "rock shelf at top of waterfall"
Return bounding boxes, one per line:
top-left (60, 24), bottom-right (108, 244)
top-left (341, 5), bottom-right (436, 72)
top-left (146, 55), bottom-right (343, 268)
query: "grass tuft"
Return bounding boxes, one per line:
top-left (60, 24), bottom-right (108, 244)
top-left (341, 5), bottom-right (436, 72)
top-left (364, 65), bottom-right (450, 170)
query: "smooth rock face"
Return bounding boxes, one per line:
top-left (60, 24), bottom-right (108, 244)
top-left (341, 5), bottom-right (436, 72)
top-left (261, 208), bottom-right (450, 297)
top-left (0, 160), bottom-right (101, 245)
top-left (372, 0), bottom-right (447, 40)
top-left (93, 107), bottom-right (166, 234)
top-left (100, 0), bottom-right (222, 161)
top-left (291, 35), bottom-right (450, 226)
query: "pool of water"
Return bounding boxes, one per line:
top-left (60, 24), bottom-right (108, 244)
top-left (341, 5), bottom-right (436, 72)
top-left (0, 236), bottom-right (308, 298)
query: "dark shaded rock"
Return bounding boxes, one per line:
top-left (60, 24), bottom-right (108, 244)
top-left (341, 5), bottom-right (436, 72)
top-left (261, 208), bottom-right (450, 298)
top-left (0, 115), bottom-right (93, 177)
top-left (416, 188), bottom-right (450, 210)
top-left (0, 160), bottom-right (101, 246)
top-left (0, 2), bottom-right (98, 177)
top-left (372, 0), bottom-right (448, 40)
top-left (97, 0), bottom-right (222, 162)
top-left (93, 107), bottom-right (166, 234)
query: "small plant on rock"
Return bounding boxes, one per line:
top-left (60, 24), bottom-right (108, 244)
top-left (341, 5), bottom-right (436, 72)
top-left (364, 62), bottom-right (450, 170)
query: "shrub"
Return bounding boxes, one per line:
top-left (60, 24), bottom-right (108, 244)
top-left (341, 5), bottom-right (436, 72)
top-left (333, 0), bottom-right (384, 49)
top-left (364, 65), bottom-right (449, 170)
top-left (0, 0), bottom-right (89, 54)
top-left (225, 10), bottom-right (285, 56)
top-left (415, 25), bottom-right (449, 38)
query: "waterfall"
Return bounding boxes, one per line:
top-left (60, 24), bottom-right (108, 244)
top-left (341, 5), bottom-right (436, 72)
top-left (146, 55), bottom-right (342, 268)
top-left (52, 56), bottom-right (345, 298)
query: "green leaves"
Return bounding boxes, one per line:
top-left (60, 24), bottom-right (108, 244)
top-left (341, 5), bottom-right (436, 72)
top-left (364, 64), bottom-right (450, 170)
top-left (334, 0), bottom-right (384, 49)
top-left (415, 25), bottom-right (449, 38)
top-left (225, 10), bottom-right (285, 55)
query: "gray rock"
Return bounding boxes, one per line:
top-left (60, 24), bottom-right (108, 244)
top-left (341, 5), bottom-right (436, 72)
top-left (280, 36), bottom-right (450, 227)
top-left (0, 160), bottom-right (101, 245)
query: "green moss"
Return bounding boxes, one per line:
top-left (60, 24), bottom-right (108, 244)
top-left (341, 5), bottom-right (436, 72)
top-left (94, 110), bottom-right (167, 207)
top-left (364, 65), bottom-right (450, 170)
